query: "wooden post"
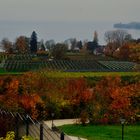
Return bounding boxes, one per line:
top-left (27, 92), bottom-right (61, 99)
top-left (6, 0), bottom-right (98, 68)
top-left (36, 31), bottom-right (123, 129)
top-left (15, 113), bottom-right (19, 140)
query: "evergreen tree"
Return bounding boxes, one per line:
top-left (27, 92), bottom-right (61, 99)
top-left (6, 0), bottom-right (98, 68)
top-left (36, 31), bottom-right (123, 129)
top-left (30, 31), bottom-right (37, 53)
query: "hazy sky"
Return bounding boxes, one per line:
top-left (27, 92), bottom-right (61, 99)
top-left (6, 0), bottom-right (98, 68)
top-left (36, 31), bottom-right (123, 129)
top-left (0, 0), bottom-right (140, 22)
top-left (0, 0), bottom-right (140, 44)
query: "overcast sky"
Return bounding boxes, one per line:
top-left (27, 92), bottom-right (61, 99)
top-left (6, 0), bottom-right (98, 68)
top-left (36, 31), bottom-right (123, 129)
top-left (0, 0), bottom-right (140, 43)
top-left (0, 0), bottom-right (140, 22)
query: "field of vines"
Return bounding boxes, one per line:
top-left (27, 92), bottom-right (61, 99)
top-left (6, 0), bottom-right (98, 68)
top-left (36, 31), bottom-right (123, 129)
top-left (0, 54), bottom-right (137, 72)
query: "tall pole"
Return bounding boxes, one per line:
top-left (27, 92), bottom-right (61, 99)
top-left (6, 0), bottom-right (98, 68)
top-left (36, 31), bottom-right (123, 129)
top-left (122, 123), bottom-right (124, 140)
top-left (120, 118), bottom-right (125, 140)
top-left (26, 115), bottom-right (29, 136)
top-left (51, 113), bottom-right (54, 129)
top-left (52, 118), bottom-right (53, 129)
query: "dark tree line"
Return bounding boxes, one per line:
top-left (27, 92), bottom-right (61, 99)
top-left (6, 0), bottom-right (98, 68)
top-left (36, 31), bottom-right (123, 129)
top-left (0, 31), bottom-right (38, 54)
top-left (1, 29), bottom-right (138, 61)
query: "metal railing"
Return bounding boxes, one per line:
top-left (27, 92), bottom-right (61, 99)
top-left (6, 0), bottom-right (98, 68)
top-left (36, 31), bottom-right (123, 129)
top-left (51, 123), bottom-right (72, 140)
top-left (0, 109), bottom-right (72, 140)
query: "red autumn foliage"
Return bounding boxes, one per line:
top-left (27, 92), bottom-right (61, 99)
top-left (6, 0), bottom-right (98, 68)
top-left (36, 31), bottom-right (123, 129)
top-left (19, 94), bottom-right (43, 119)
top-left (20, 94), bottom-right (42, 111)
top-left (0, 77), bottom-right (19, 110)
top-left (66, 78), bottom-right (92, 105)
top-left (0, 73), bottom-right (139, 124)
top-left (91, 76), bottom-right (140, 123)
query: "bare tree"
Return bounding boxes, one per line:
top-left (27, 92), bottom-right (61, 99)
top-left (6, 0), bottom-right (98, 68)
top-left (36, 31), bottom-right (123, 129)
top-left (45, 40), bottom-right (55, 51)
top-left (39, 40), bottom-right (45, 51)
top-left (64, 38), bottom-right (77, 51)
top-left (70, 38), bottom-right (77, 51)
top-left (1, 38), bottom-right (13, 53)
top-left (104, 30), bottom-right (129, 48)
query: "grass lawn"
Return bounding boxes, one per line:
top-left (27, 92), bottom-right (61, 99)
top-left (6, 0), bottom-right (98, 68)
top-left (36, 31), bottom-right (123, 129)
top-left (0, 68), bottom-right (23, 75)
top-left (0, 68), bottom-right (140, 78)
top-left (59, 124), bottom-right (140, 140)
top-left (43, 71), bottom-right (140, 78)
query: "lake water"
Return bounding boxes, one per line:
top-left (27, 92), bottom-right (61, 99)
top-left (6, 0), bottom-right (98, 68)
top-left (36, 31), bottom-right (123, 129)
top-left (0, 21), bottom-right (140, 45)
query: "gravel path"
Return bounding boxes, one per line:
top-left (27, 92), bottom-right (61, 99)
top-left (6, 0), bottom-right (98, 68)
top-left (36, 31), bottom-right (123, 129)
top-left (45, 119), bottom-right (87, 140)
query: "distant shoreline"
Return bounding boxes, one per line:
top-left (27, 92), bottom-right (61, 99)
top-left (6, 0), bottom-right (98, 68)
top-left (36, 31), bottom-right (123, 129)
top-left (114, 22), bottom-right (140, 30)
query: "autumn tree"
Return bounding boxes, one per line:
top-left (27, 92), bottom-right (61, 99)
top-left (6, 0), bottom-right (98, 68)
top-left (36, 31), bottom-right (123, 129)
top-left (20, 94), bottom-right (43, 119)
top-left (15, 36), bottom-right (29, 53)
top-left (113, 42), bottom-right (140, 62)
top-left (109, 84), bottom-right (135, 123)
top-left (0, 75), bottom-right (45, 119)
top-left (20, 72), bottom-right (67, 118)
top-left (63, 78), bottom-right (93, 119)
top-left (51, 43), bottom-right (68, 59)
top-left (89, 77), bottom-right (117, 123)
top-left (89, 76), bottom-right (138, 124)
top-left (130, 82), bottom-right (140, 119)
top-left (0, 77), bottom-right (19, 110)
top-left (129, 43), bottom-right (140, 62)
top-left (113, 43), bottom-right (130, 60)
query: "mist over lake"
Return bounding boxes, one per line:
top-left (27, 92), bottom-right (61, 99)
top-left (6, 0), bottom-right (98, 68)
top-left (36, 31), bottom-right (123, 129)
top-left (0, 21), bottom-right (140, 45)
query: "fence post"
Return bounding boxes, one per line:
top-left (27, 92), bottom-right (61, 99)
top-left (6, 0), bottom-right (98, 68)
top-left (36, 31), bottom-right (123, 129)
top-left (40, 123), bottom-right (43, 140)
top-left (25, 115), bottom-right (29, 136)
top-left (15, 113), bottom-right (19, 140)
top-left (60, 132), bottom-right (65, 140)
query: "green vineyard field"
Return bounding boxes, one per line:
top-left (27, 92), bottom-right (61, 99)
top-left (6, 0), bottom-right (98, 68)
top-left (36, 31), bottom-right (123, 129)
top-left (0, 54), bottom-right (138, 72)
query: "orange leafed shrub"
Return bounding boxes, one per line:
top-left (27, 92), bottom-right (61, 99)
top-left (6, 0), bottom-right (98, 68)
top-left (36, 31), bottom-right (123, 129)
top-left (20, 94), bottom-right (42, 110)
top-left (0, 73), bottom-right (139, 123)
top-left (0, 77), bottom-right (19, 110)
top-left (91, 76), bottom-right (139, 123)
top-left (66, 78), bottom-right (92, 105)
top-left (20, 94), bottom-right (43, 119)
